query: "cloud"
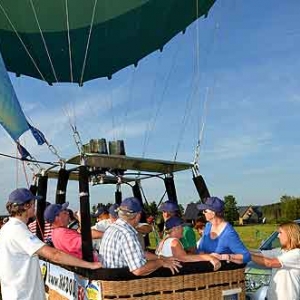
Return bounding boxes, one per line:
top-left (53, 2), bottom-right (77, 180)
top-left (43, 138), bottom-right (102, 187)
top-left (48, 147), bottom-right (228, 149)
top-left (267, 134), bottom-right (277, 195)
top-left (203, 131), bottom-right (272, 161)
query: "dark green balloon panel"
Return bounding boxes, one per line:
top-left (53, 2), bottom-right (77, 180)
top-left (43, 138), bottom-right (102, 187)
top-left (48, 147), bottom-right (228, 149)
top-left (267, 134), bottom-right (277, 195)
top-left (0, 0), bottom-right (216, 84)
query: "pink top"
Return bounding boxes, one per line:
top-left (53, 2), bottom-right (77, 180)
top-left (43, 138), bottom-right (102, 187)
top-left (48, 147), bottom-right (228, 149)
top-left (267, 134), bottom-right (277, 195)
top-left (52, 227), bottom-right (98, 261)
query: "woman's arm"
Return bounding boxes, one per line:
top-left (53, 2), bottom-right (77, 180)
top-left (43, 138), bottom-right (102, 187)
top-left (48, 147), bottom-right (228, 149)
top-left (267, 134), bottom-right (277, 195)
top-left (250, 251), bottom-right (282, 268)
top-left (171, 239), bottom-right (221, 271)
top-left (211, 253), bottom-right (244, 264)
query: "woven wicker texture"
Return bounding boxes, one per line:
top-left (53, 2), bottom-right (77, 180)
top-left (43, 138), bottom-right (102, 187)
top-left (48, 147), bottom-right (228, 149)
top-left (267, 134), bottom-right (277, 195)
top-left (99, 268), bottom-right (245, 300)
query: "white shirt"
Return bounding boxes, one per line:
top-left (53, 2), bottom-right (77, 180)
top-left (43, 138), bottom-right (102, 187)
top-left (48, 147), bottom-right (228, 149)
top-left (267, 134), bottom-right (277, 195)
top-left (263, 248), bottom-right (300, 300)
top-left (0, 218), bottom-right (46, 300)
top-left (92, 219), bottom-right (112, 251)
top-left (156, 237), bottom-right (181, 257)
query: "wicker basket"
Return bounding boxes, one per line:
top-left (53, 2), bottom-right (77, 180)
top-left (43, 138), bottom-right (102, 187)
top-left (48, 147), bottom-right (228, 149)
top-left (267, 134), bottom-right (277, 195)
top-left (43, 260), bottom-right (245, 300)
top-left (99, 268), bottom-right (245, 300)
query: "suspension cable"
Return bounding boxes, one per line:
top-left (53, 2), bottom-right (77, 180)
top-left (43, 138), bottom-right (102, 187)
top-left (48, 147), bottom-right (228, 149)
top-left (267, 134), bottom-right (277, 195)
top-left (65, 0), bottom-right (73, 82)
top-left (79, 0), bottom-right (98, 86)
top-left (190, 1), bottom-right (221, 166)
top-left (122, 66), bottom-right (137, 140)
top-left (142, 41), bottom-right (182, 157)
top-left (0, 1), bottom-right (46, 81)
top-left (29, 0), bottom-right (58, 82)
top-left (173, 59), bottom-right (199, 161)
top-left (193, 86), bottom-right (210, 166)
top-left (0, 151), bottom-right (59, 166)
top-left (141, 54), bottom-right (162, 158)
top-left (108, 83), bottom-right (116, 140)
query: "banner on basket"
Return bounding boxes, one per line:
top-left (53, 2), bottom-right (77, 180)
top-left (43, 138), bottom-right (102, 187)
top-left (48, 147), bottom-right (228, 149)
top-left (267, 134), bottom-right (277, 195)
top-left (40, 260), bottom-right (102, 300)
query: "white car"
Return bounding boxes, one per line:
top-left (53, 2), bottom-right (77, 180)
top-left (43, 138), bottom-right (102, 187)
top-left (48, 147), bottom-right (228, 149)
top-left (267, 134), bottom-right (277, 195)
top-left (245, 219), bottom-right (300, 300)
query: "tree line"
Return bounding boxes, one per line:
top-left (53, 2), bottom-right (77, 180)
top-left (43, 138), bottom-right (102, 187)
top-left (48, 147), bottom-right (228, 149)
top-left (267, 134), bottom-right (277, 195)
top-left (92, 194), bottom-right (300, 225)
top-left (223, 194), bottom-right (300, 224)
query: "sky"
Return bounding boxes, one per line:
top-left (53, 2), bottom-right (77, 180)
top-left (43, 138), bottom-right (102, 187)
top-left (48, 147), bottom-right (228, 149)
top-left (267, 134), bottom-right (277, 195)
top-left (1, 0), bottom-right (300, 214)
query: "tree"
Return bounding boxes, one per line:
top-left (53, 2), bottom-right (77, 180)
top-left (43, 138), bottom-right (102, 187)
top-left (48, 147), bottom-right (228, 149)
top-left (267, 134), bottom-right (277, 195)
top-left (224, 195), bottom-right (239, 225)
top-left (280, 195), bottom-right (300, 221)
top-left (144, 201), bottom-right (159, 216)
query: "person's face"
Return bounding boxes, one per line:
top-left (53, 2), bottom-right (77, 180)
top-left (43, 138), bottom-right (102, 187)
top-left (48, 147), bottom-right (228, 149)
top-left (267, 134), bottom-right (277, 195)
top-left (133, 212), bottom-right (142, 226)
top-left (172, 225), bottom-right (183, 238)
top-left (56, 209), bottom-right (70, 226)
top-left (162, 211), bottom-right (168, 221)
top-left (278, 227), bottom-right (289, 249)
top-left (203, 209), bottom-right (215, 221)
top-left (162, 211), bottom-right (174, 221)
top-left (25, 200), bottom-right (36, 218)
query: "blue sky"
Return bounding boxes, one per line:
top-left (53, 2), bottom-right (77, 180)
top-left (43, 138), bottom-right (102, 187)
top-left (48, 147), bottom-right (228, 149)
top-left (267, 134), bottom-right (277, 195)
top-left (1, 0), bottom-right (300, 214)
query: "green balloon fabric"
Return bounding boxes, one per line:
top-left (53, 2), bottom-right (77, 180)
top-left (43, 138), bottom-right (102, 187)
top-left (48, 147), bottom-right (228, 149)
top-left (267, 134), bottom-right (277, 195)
top-left (0, 0), bottom-right (216, 84)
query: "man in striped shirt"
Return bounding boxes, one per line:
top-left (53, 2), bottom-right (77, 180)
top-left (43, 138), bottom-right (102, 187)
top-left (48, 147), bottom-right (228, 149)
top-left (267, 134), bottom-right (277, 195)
top-left (99, 197), bottom-right (181, 276)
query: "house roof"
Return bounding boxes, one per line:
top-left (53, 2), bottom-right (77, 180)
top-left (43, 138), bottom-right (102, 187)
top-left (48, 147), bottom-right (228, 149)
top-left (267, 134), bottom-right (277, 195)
top-left (238, 205), bottom-right (263, 218)
top-left (184, 203), bottom-right (202, 220)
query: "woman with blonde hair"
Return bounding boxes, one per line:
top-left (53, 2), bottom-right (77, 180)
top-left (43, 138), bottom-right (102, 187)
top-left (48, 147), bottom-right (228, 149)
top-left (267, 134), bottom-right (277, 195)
top-left (250, 222), bottom-right (300, 300)
top-left (155, 216), bottom-right (221, 271)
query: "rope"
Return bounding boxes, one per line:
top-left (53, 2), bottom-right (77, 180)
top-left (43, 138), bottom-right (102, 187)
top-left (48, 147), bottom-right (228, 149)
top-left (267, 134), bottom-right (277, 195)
top-left (108, 84), bottom-right (116, 140)
top-left (142, 42), bottom-right (182, 157)
top-left (173, 63), bottom-right (198, 161)
top-left (121, 6), bottom-right (143, 140)
top-left (192, 20), bottom-right (221, 166)
top-left (181, 1), bottom-right (221, 166)
top-left (193, 86), bottom-right (210, 165)
top-left (21, 158), bottom-right (30, 187)
top-left (61, 90), bottom-right (86, 155)
top-left (29, 0), bottom-right (58, 82)
top-left (65, 0), bottom-right (73, 82)
top-left (141, 55), bottom-right (162, 158)
top-left (79, 0), bottom-right (98, 86)
top-left (0, 1), bottom-right (46, 81)
top-left (139, 184), bottom-right (149, 206)
top-left (122, 66), bottom-right (137, 139)
top-left (0, 151), bottom-right (59, 166)
top-left (15, 147), bottom-right (19, 188)
top-left (156, 190), bottom-right (167, 208)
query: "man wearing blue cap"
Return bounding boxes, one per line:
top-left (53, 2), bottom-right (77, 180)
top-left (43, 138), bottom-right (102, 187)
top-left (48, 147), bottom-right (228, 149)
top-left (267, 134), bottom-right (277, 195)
top-left (92, 204), bottom-right (119, 251)
top-left (0, 188), bottom-right (102, 300)
top-left (159, 200), bottom-right (197, 254)
top-left (44, 203), bottom-right (101, 261)
top-left (99, 197), bottom-right (181, 276)
top-left (93, 204), bottom-right (119, 232)
top-left (92, 206), bottom-right (109, 223)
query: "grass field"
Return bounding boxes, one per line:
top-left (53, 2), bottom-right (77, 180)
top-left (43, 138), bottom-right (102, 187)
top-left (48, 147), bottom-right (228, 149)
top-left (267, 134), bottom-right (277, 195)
top-left (234, 224), bottom-right (276, 249)
top-left (149, 223), bottom-right (278, 250)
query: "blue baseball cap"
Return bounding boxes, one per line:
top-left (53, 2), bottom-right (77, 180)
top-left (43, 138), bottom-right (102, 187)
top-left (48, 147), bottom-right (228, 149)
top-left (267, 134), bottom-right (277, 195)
top-left (92, 207), bottom-right (108, 218)
top-left (158, 200), bottom-right (179, 212)
top-left (165, 216), bottom-right (184, 230)
top-left (44, 202), bottom-right (69, 223)
top-left (8, 188), bottom-right (42, 205)
top-left (197, 197), bottom-right (224, 213)
top-left (109, 204), bottom-right (119, 218)
top-left (120, 197), bottom-right (142, 213)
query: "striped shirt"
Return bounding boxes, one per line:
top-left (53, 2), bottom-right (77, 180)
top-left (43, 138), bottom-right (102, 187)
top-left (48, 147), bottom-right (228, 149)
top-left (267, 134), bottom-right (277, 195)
top-left (28, 220), bottom-right (52, 243)
top-left (99, 218), bottom-right (147, 271)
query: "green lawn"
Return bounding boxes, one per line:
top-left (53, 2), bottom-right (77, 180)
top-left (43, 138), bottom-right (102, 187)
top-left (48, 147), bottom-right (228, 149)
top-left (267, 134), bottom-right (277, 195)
top-left (234, 224), bottom-right (276, 249)
top-left (149, 223), bottom-right (277, 250)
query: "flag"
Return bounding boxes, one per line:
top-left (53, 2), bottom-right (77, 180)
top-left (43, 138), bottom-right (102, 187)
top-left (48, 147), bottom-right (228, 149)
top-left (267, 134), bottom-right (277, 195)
top-left (17, 142), bottom-right (31, 159)
top-left (28, 123), bottom-right (47, 145)
top-left (0, 51), bottom-right (30, 141)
